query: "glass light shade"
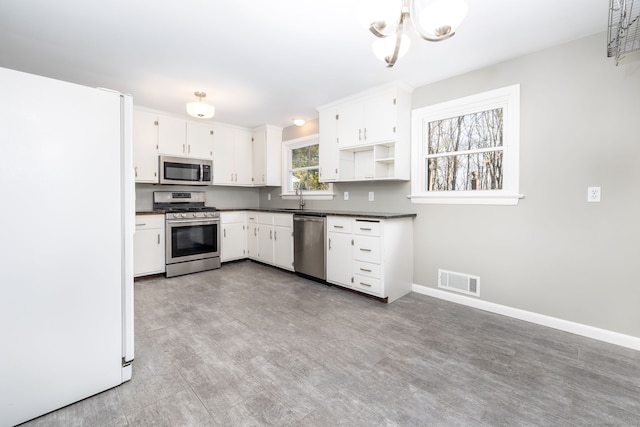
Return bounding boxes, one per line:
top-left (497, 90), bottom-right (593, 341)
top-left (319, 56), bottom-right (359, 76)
top-left (186, 101), bottom-right (215, 119)
top-left (417, 0), bottom-right (468, 37)
top-left (293, 118), bottom-right (306, 127)
top-left (372, 34), bottom-right (411, 63)
top-left (356, 0), bottom-right (402, 33)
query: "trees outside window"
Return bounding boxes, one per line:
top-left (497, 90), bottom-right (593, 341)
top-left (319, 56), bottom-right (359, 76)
top-left (411, 85), bottom-right (521, 205)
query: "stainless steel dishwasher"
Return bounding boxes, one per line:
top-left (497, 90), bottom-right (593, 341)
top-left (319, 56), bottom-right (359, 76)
top-left (293, 214), bottom-right (326, 281)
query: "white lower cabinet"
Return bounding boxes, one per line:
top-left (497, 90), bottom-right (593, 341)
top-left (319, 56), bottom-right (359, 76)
top-left (255, 212), bottom-right (293, 271)
top-left (221, 211), bottom-right (247, 262)
top-left (134, 214), bottom-right (165, 277)
top-left (246, 213), bottom-right (258, 259)
top-left (326, 216), bottom-right (413, 302)
top-left (229, 211), bottom-right (293, 271)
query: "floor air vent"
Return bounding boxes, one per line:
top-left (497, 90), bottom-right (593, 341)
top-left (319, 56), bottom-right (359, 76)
top-left (438, 269), bottom-right (480, 297)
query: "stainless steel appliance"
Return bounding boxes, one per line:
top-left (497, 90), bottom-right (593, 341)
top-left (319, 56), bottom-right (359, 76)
top-left (293, 214), bottom-right (327, 281)
top-left (153, 191), bottom-right (220, 277)
top-left (159, 155), bottom-right (213, 185)
top-left (1, 67), bottom-right (134, 426)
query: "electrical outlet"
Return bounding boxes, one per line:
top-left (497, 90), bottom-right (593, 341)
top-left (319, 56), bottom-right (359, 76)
top-left (368, 191), bottom-right (374, 201)
top-left (587, 186), bottom-right (601, 202)
top-left (267, 193), bottom-right (271, 201)
top-left (344, 191), bottom-right (349, 201)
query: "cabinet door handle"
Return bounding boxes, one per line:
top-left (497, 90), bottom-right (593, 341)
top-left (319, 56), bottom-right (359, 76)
top-left (188, 144), bottom-right (191, 154)
top-left (270, 230), bottom-right (273, 240)
top-left (230, 173), bottom-right (234, 181)
top-left (359, 267), bottom-right (371, 272)
top-left (224, 229), bottom-right (226, 238)
top-left (157, 233), bottom-right (160, 244)
top-left (328, 238), bottom-right (332, 250)
top-left (358, 128), bottom-right (362, 141)
top-left (135, 166), bottom-right (138, 178)
top-left (254, 228), bottom-right (257, 236)
top-left (360, 248), bottom-right (372, 252)
top-left (183, 144), bottom-right (186, 153)
top-left (235, 173), bottom-right (238, 181)
top-left (274, 230), bottom-right (277, 240)
top-left (364, 128), bottom-right (367, 140)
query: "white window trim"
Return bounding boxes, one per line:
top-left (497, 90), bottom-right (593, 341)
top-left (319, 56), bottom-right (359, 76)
top-left (410, 84), bottom-right (523, 205)
top-left (281, 134), bottom-right (334, 201)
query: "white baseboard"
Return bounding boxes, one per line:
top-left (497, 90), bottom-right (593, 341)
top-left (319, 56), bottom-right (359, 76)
top-left (412, 284), bottom-right (640, 351)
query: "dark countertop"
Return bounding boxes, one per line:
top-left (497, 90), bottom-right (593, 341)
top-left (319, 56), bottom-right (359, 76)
top-left (135, 210), bottom-right (165, 216)
top-left (217, 207), bottom-right (416, 219)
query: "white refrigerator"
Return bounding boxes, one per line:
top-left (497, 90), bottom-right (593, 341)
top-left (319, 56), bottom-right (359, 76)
top-left (0, 67), bottom-right (134, 426)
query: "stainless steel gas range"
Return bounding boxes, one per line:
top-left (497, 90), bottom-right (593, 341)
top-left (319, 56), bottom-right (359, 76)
top-left (153, 191), bottom-right (220, 278)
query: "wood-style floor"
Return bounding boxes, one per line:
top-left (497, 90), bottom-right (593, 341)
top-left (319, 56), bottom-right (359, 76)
top-left (21, 261), bottom-right (640, 426)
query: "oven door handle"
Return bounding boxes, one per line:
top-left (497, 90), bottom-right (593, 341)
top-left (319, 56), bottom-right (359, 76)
top-left (166, 219), bottom-right (220, 226)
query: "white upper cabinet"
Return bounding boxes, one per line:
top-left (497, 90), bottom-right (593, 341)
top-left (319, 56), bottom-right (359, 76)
top-left (186, 122), bottom-right (214, 159)
top-left (252, 125), bottom-right (282, 186)
top-left (318, 108), bottom-right (338, 182)
top-left (157, 115), bottom-right (187, 156)
top-left (156, 115), bottom-right (214, 159)
top-left (317, 82), bottom-right (413, 182)
top-left (213, 124), bottom-right (253, 186)
top-left (132, 110), bottom-right (159, 183)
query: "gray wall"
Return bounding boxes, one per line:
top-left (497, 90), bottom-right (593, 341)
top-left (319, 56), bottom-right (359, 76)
top-left (136, 184), bottom-right (259, 211)
top-left (262, 32), bottom-right (640, 338)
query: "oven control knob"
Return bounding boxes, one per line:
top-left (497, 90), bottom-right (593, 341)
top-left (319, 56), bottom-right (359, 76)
top-left (173, 213), bottom-right (179, 219)
top-left (192, 213), bottom-right (197, 218)
top-left (181, 213), bottom-right (187, 218)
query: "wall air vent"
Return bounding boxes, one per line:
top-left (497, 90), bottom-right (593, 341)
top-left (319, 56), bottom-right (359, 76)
top-left (438, 269), bottom-right (480, 297)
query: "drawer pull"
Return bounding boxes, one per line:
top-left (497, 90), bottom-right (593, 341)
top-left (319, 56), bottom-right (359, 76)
top-left (360, 248), bottom-right (372, 252)
top-left (359, 268), bottom-right (372, 272)
top-left (333, 225), bottom-right (344, 229)
top-left (136, 223), bottom-right (146, 227)
top-left (360, 282), bottom-right (372, 287)
top-left (360, 227), bottom-right (372, 231)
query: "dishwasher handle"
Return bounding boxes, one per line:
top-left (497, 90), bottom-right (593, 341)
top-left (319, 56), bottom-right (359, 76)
top-left (293, 215), bottom-right (325, 223)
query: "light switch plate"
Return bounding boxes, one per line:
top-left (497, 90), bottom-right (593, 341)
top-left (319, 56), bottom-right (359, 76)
top-left (344, 191), bottom-right (349, 201)
top-left (368, 191), bottom-right (374, 201)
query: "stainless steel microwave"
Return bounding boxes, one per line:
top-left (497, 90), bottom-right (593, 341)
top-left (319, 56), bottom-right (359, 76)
top-left (159, 155), bottom-right (213, 186)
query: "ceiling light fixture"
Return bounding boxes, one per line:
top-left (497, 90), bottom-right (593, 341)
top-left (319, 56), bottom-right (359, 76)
top-left (186, 91), bottom-right (215, 119)
top-left (358, 0), bottom-right (468, 68)
top-left (292, 118), bottom-right (306, 127)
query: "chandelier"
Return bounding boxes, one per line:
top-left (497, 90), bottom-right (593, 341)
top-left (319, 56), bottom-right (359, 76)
top-left (358, 0), bottom-right (469, 67)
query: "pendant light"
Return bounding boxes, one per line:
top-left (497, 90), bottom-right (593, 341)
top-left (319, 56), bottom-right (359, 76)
top-left (186, 91), bottom-right (215, 119)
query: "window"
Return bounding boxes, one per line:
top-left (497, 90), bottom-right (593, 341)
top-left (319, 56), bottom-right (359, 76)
top-left (281, 135), bottom-right (333, 200)
top-left (410, 84), bottom-right (522, 205)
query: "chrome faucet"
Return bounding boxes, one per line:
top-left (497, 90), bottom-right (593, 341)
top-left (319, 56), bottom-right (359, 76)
top-left (296, 184), bottom-right (305, 210)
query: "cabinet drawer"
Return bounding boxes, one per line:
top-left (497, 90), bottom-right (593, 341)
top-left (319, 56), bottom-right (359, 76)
top-left (353, 261), bottom-right (380, 279)
top-left (246, 212), bottom-right (258, 222)
top-left (354, 220), bottom-right (380, 236)
top-left (353, 236), bottom-right (380, 263)
top-left (135, 214), bottom-right (164, 230)
top-left (257, 213), bottom-right (273, 225)
top-left (273, 213), bottom-right (293, 227)
top-left (353, 274), bottom-right (382, 295)
top-left (327, 217), bottom-right (352, 233)
top-left (221, 211), bottom-right (245, 223)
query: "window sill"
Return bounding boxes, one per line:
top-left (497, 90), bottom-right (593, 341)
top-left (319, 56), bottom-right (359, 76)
top-left (408, 192), bottom-right (524, 206)
top-left (281, 193), bottom-right (335, 201)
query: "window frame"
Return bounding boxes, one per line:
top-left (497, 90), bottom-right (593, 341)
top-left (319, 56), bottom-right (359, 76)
top-left (410, 84), bottom-right (522, 205)
top-left (281, 134), bottom-right (334, 201)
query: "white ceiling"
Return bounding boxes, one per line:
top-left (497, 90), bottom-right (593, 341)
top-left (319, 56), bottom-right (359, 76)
top-left (0, 0), bottom-right (608, 129)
